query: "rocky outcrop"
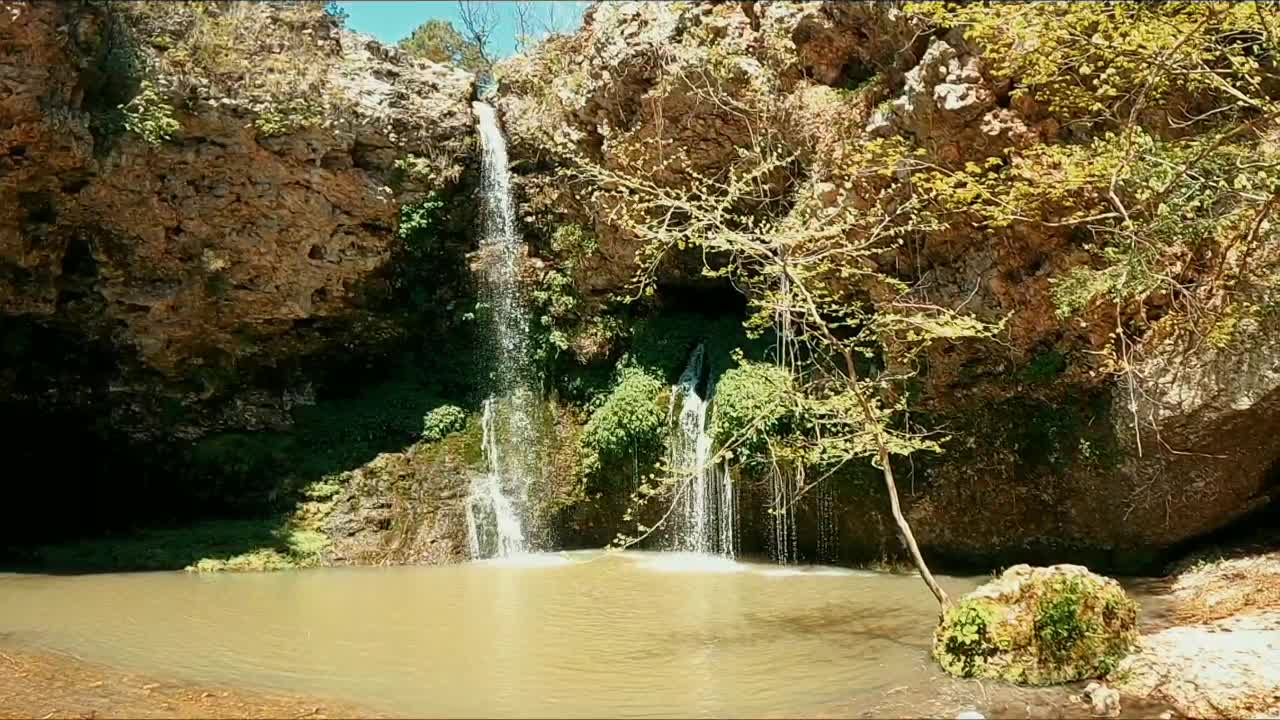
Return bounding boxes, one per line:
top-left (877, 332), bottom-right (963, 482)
top-left (495, 1), bottom-right (1280, 571)
top-left (1120, 611), bottom-right (1280, 719)
top-left (1115, 550), bottom-right (1280, 718)
top-left (0, 2), bottom-right (475, 442)
top-left (324, 440), bottom-right (472, 567)
top-left (934, 564), bottom-right (1139, 686)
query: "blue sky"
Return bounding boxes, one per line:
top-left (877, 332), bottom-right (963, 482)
top-left (337, 1), bottom-right (589, 58)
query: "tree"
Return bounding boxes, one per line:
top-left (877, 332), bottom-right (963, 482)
top-left (456, 0), bottom-right (498, 88)
top-left (513, 0), bottom-right (580, 52)
top-left (322, 1), bottom-right (347, 26)
top-left (398, 18), bottom-right (487, 79)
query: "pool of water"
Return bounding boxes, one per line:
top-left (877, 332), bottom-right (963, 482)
top-left (0, 551), bottom-right (1148, 717)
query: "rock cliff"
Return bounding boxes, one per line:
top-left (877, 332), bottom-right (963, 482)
top-left (6, 1), bottom-right (1278, 574)
top-left (496, 1), bottom-right (1280, 570)
top-left (0, 1), bottom-right (475, 545)
top-left (2, 1), bottom-right (473, 434)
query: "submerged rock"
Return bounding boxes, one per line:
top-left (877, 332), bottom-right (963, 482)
top-left (933, 564), bottom-right (1138, 685)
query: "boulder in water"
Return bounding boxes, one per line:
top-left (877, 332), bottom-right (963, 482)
top-left (933, 564), bottom-right (1138, 685)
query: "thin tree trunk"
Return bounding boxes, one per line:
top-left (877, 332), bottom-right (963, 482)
top-left (879, 444), bottom-right (950, 608)
top-left (839, 349), bottom-right (950, 609)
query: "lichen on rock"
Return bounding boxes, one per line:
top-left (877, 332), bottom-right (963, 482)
top-left (933, 564), bottom-right (1138, 685)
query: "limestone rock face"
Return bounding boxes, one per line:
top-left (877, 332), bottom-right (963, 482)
top-left (933, 564), bottom-right (1138, 686)
top-left (0, 2), bottom-right (475, 440)
top-left (495, 0), bottom-right (1280, 571)
top-left (323, 443), bottom-right (471, 567)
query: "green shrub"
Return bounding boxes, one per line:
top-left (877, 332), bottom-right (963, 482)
top-left (532, 269), bottom-right (579, 353)
top-left (578, 367), bottom-right (667, 482)
top-left (709, 360), bottom-right (795, 463)
top-left (550, 223), bottom-right (598, 265)
top-left (253, 98), bottom-right (323, 137)
top-left (422, 404), bottom-right (468, 442)
top-left (1035, 576), bottom-right (1094, 661)
top-left (120, 80), bottom-right (179, 145)
top-left (393, 154), bottom-right (437, 185)
top-left (393, 195), bottom-right (451, 310)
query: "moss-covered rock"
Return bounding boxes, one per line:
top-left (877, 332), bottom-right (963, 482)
top-left (934, 564), bottom-right (1138, 685)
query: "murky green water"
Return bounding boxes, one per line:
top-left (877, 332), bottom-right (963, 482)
top-left (0, 551), bottom-right (1141, 718)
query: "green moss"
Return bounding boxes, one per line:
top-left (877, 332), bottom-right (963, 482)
top-left (935, 600), bottom-right (1001, 677)
top-left (26, 518), bottom-right (285, 572)
top-left (933, 567), bottom-right (1139, 686)
top-left (187, 484), bottom-right (343, 573)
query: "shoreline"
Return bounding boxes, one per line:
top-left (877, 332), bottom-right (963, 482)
top-left (0, 642), bottom-right (379, 720)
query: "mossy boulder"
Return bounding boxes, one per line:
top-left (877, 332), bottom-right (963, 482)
top-left (933, 564), bottom-right (1139, 685)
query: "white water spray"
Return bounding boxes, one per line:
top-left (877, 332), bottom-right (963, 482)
top-left (667, 344), bottom-right (737, 557)
top-left (465, 102), bottom-right (543, 559)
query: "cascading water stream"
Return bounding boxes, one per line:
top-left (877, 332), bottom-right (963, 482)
top-left (815, 479), bottom-right (839, 563)
top-left (667, 344), bottom-right (737, 557)
top-left (466, 101), bottom-right (543, 559)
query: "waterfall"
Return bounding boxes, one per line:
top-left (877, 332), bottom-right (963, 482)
top-left (465, 101), bottom-right (542, 559)
top-left (815, 478), bottom-right (839, 563)
top-left (667, 344), bottom-right (737, 557)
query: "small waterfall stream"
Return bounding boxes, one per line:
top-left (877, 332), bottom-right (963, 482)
top-left (466, 101), bottom-right (542, 559)
top-left (667, 344), bottom-right (737, 557)
top-left (767, 465), bottom-right (799, 564)
top-left (815, 479), bottom-right (839, 563)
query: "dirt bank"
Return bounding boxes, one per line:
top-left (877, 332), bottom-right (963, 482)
top-left (0, 642), bottom-right (379, 720)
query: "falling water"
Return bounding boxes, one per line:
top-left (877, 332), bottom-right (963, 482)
top-left (767, 464), bottom-right (799, 564)
top-left (667, 344), bottom-right (737, 557)
top-left (465, 101), bottom-right (542, 559)
top-left (466, 400), bottom-right (528, 557)
top-left (815, 479), bottom-right (839, 563)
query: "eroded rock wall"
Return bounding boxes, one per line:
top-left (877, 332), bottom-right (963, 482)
top-left (495, 1), bottom-right (1280, 570)
top-left (0, 1), bottom-right (477, 545)
top-left (1, 2), bottom-right (474, 438)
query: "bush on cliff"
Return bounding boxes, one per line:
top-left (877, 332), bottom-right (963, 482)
top-left (709, 360), bottom-right (796, 466)
top-left (578, 367), bottom-right (668, 485)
